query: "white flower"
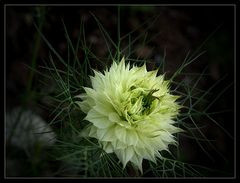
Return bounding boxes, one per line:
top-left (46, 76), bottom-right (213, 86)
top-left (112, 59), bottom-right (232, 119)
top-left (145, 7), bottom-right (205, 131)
top-left (76, 57), bottom-right (182, 172)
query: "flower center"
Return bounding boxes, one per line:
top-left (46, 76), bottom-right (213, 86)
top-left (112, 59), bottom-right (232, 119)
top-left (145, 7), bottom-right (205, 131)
top-left (122, 86), bottom-right (160, 124)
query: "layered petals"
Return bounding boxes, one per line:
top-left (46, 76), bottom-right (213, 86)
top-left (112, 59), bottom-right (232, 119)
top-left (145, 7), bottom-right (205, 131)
top-left (77, 57), bottom-right (182, 172)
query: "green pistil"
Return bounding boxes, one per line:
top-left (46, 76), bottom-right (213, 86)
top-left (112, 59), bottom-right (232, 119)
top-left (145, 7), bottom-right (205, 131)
top-left (142, 89), bottom-right (160, 109)
top-left (123, 89), bottom-right (161, 124)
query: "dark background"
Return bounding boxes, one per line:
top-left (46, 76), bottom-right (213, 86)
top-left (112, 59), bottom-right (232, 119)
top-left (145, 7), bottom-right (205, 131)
top-left (5, 5), bottom-right (235, 177)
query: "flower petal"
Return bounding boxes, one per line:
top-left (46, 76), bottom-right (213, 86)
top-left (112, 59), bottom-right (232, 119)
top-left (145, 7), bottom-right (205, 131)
top-left (94, 98), bottom-right (116, 116)
top-left (126, 129), bottom-right (138, 146)
top-left (115, 125), bottom-right (127, 143)
top-left (102, 142), bottom-right (114, 153)
top-left (85, 109), bottom-right (113, 129)
top-left (76, 57), bottom-right (183, 173)
top-left (89, 125), bottom-right (97, 138)
top-left (115, 146), bottom-right (134, 168)
top-left (112, 140), bottom-right (127, 149)
top-left (108, 112), bottom-right (121, 122)
top-left (97, 126), bottom-right (115, 141)
top-left (130, 154), bottom-right (143, 174)
top-left (135, 147), bottom-right (156, 163)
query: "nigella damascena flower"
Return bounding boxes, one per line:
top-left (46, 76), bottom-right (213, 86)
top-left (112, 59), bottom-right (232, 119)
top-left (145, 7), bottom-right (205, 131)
top-left (76, 57), bottom-right (183, 172)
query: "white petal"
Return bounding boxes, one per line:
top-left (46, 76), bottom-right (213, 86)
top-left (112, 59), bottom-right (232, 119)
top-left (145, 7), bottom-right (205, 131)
top-left (75, 93), bottom-right (87, 100)
top-left (96, 128), bottom-right (108, 140)
top-left (115, 146), bottom-right (134, 168)
top-left (94, 96), bottom-right (116, 116)
top-left (97, 126), bottom-right (115, 142)
top-left (127, 129), bottom-right (138, 146)
top-left (135, 147), bottom-right (156, 163)
top-left (108, 112), bottom-right (121, 122)
top-left (89, 125), bottom-right (97, 138)
top-left (91, 70), bottom-right (105, 90)
top-left (102, 142), bottom-right (114, 153)
top-left (85, 109), bottom-right (113, 129)
top-left (150, 135), bottom-right (168, 151)
top-left (123, 146), bottom-right (134, 168)
top-left (76, 100), bottom-right (91, 113)
top-left (136, 133), bottom-right (149, 148)
top-left (130, 154), bottom-right (143, 174)
top-left (83, 87), bottom-right (96, 98)
top-left (158, 130), bottom-right (174, 143)
top-left (112, 140), bottom-right (127, 149)
top-left (115, 125), bottom-right (127, 143)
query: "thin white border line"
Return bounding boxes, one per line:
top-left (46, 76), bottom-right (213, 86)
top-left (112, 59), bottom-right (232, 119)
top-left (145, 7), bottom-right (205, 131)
top-left (4, 4), bottom-right (237, 6)
top-left (233, 4), bottom-right (236, 179)
top-left (4, 3), bottom-right (7, 179)
top-left (4, 177), bottom-right (237, 180)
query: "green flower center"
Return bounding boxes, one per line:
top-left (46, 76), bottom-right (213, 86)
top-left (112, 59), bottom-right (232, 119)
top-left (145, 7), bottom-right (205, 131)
top-left (121, 86), bottom-right (160, 124)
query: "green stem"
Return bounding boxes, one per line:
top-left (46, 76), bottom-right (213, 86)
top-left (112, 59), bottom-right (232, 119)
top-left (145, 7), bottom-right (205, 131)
top-left (26, 7), bottom-right (45, 100)
top-left (117, 5), bottom-right (121, 62)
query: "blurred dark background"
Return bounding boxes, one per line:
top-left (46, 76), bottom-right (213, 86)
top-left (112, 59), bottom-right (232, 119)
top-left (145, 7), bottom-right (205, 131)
top-left (5, 5), bottom-right (234, 177)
